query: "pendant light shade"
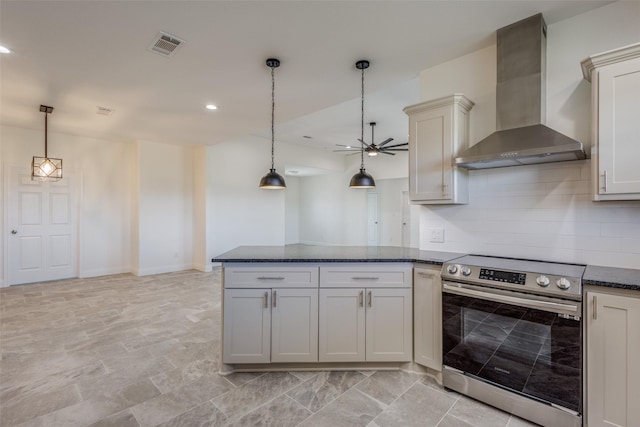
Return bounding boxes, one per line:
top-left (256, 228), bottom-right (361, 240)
top-left (32, 105), bottom-right (62, 181)
top-left (259, 58), bottom-right (286, 189)
top-left (259, 168), bottom-right (286, 189)
top-left (349, 168), bottom-right (376, 188)
top-left (350, 60), bottom-right (375, 189)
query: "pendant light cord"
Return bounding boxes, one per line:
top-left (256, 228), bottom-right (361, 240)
top-left (44, 111), bottom-right (49, 158)
top-left (360, 65), bottom-right (365, 171)
top-left (271, 65), bottom-right (275, 171)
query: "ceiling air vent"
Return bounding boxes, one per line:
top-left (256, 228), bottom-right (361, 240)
top-left (148, 32), bottom-right (184, 57)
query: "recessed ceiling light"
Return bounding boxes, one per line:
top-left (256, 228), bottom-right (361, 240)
top-left (206, 104), bottom-right (218, 110)
top-left (0, 45), bottom-right (11, 54)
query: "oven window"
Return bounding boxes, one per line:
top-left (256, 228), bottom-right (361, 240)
top-left (442, 292), bottom-right (582, 413)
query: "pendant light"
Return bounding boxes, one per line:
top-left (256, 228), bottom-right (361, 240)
top-left (349, 60), bottom-right (375, 189)
top-left (259, 58), bottom-right (286, 189)
top-left (32, 105), bottom-right (63, 181)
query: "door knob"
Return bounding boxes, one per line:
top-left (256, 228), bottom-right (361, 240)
top-left (11, 229), bottom-right (17, 235)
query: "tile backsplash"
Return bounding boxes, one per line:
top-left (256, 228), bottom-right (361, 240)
top-left (419, 159), bottom-right (640, 269)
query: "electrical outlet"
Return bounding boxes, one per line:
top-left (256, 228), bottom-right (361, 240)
top-left (429, 228), bottom-right (445, 243)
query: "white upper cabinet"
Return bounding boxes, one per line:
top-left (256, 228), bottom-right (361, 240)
top-left (582, 43), bottom-right (640, 201)
top-left (403, 94), bottom-right (474, 204)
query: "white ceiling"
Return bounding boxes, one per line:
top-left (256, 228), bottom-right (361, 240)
top-left (0, 1), bottom-right (609, 153)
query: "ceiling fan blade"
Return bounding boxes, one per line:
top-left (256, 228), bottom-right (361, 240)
top-left (381, 151), bottom-right (396, 155)
top-left (333, 149), bottom-right (361, 153)
top-left (358, 138), bottom-right (373, 149)
top-left (378, 138), bottom-right (394, 147)
top-left (384, 148), bottom-right (408, 152)
top-left (383, 142), bottom-right (409, 148)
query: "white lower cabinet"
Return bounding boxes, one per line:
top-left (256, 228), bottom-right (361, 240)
top-left (318, 288), bottom-right (366, 362)
top-left (223, 288), bottom-right (318, 364)
top-left (223, 288), bottom-right (271, 364)
top-left (318, 287), bottom-right (413, 363)
top-left (413, 266), bottom-right (442, 370)
top-left (223, 263), bottom-right (412, 366)
top-left (586, 289), bottom-right (640, 427)
top-left (271, 288), bottom-right (318, 363)
top-left (366, 288), bottom-right (413, 362)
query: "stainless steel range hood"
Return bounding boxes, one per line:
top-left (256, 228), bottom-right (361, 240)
top-left (455, 14), bottom-right (585, 170)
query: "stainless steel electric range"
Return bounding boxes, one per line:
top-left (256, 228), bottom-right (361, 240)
top-left (441, 255), bottom-right (585, 427)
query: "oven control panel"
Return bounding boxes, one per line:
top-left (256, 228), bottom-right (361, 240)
top-left (479, 268), bottom-right (526, 285)
top-left (441, 257), bottom-right (584, 300)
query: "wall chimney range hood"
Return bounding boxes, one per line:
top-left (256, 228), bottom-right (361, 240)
top-left (455, 14), bottom-right (585, 170)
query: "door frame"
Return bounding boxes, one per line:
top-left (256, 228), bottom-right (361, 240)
top-left (3, 163), bottom-right (81, 286)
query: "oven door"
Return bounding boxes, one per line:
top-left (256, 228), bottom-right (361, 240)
top-left (442, 281), bottom-right (582, 414)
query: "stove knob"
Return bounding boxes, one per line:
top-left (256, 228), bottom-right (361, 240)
top-left (461, 266), bottom-right (472, 276)
top-left (447, 265), bottom-right (458, 274)
top-left (536, 275), bottom-right (550, 287)
top-left (556, 278), bottom-right (571, 290)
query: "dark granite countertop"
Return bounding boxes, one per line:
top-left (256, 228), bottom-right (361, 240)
top-left (213, 245), bottom-right (639, 292)
top-left (584, 265), bottom-right (640, 292)
top-left (213, 244), bottom-right (464, 266)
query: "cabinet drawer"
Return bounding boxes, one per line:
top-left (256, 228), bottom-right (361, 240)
top-left (320, 264), bottom-right (412, 288)
top-left (224, 265), bottom-right (318, 288)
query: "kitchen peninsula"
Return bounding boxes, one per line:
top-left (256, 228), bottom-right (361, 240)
top-left (213, 245), bottom-right (463, 374)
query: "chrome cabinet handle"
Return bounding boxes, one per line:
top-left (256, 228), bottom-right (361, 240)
top-left (273, 290), bottom-right (277, 308)
top-left (602, 170), bottom-right (608, 192)
top-left (352, 277), bottom-right (379, 280)
top-left (359, 290), bottom-right (364, 307)
top-left (368, 291), bottom-right (372, 308)
top-left (11, 229), bottom-right (17, 235)
top-left (257, 276), bottom-right (285, 280)
top-left (263, 291), bottom-right (268, 308)
top-left (593, 295), bottom-right (597, 320)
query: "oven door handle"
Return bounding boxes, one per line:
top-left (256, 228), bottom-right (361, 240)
top-left (442, 282), bottom-right (581, 317)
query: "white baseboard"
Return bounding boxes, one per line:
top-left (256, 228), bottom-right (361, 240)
top-left (0, 279), bottom-right (6, 288)
top-left (132, 263), bottom-right (193, 277)
top-left (192, 262), bottom-right (213, 272)
top-left (80, 266), bottom-right (131, 278)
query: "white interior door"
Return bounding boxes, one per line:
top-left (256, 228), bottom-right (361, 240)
top-left (401, 191), bottom-right (411, 247)
top-left (367, 191), bottom-right (379, 246)
top-left (7, 167), bottom-right (78, 285)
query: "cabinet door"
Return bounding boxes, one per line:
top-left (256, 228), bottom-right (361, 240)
top-left (271, 288), bottom-right (319, 363)
top-left (319, 288), bottom-right (366, 362)
top-left (408, 105), bottom-right (453, 202)
top-left (413, 267), bottom-right (442, 370)
top-left (223, 289), bottom-right (271, 364)
top-left (366, 288), bottom-right (413, 362)
top-left (586, 291), bottom-right (640, 426)
top-left (596, 57), bottom-right (640, 197)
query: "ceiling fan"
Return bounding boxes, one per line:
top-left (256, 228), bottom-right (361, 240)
top-left (335, 122), bottom-right (408, 156)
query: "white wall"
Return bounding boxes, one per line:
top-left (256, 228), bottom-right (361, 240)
top-left (376, 178), bottom-right (408, 247)
top-left (132, 140), bottom-right (194, 275)
top-left (192, 146), bottom-right (209, 271)
top-left (284, 176), bottom-right (300, 244)
top-left (418, 1), bottom-right (640, 269)
top-left (206, 138), bottom-right (344, 259)
top-left (1, 125), bottom-right (132, 284)
top-left (298, 152), bottom-right (411, 246)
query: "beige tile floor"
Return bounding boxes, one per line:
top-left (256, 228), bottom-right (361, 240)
top-left (0, 270), bottom-right (538, 426)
